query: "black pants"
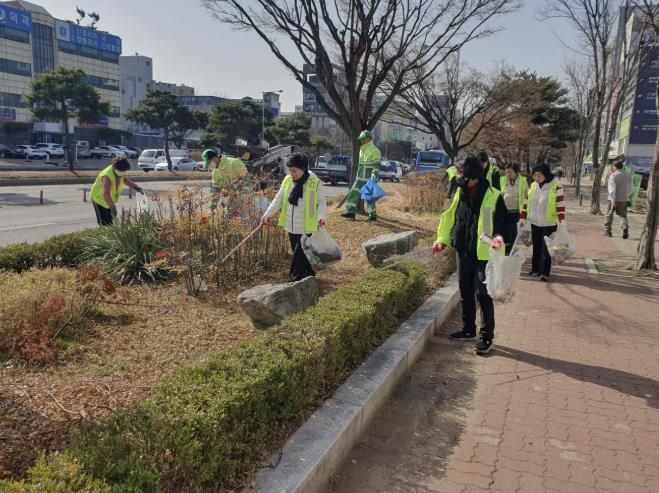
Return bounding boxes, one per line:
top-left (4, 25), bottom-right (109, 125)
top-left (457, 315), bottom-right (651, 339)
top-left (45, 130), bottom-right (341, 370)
top-left (505, 211), bottom-right (520, 254)
top-left (458, 256), bottom-right (494, 340)
top-left (93, 202), bottom-right (114, 225)
top-left (289, 233), bottom-right (315, 282)
top-left (531, 224), bottom-right (557, 276)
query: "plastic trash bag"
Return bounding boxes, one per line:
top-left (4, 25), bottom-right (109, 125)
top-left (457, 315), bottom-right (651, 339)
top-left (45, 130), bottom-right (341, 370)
top-left (517, 220), bottom-right (532, 247)
top-left (544, 223), bottom-right (576, 265)
top-left (485, 247), bottom-right (525, 303)
top-left (254, 196), bottom-right (271, 212)
top-left (301, 229), bottom-right (342, 267)
top-left (360, 177), bottom-right (387, 204)
top-left (136, 192), bottom-right (150, 214)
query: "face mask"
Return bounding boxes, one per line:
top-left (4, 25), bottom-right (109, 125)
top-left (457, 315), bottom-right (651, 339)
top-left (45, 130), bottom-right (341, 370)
top-left (115, 170), bottom-right (126, 176)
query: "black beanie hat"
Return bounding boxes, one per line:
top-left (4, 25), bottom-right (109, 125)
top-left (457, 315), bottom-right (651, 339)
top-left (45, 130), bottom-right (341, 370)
top-left (532, 163), bottom-right (554, 182)
top-left (462, 156), bottom-right (483, 180)
top-left (287, 153), bottom-right (309, 171)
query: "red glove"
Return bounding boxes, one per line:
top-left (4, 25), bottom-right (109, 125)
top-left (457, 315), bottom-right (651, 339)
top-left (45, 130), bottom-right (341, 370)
top-left (260, 216), bottom-right (271, 226)
top-left (318, 219), bottom-right (326, 228)
top-left (432, 242), bottom-right (447, 254)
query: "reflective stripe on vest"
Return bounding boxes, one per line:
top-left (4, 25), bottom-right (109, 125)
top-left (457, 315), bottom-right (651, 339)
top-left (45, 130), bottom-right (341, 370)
top-left (499, 175), bottom-right (527, 211)
top-left (91, 165), bottom-right (123, 209)
top-left (528, 181), bottom-right (559, 224)
top-left (436, 186), bottom-right (502, 261)
top-left (278, 175), bottom-right (320, 233)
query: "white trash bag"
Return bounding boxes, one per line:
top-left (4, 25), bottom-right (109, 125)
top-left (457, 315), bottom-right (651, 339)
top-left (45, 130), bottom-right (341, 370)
top-left (485, 248), bottom-right (525, 303)
top-left (544, 223), bottom-right (576, 265)
top-left (136, 192), bottom-right (150, 214)
top-left (517, 220), bottom-right (532, 247)
top-left (301, 229), bottom-right (342, 267)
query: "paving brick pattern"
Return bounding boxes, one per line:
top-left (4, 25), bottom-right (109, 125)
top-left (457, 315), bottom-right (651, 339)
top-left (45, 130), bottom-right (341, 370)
top-left (330, 191), bottom-right (659, 493)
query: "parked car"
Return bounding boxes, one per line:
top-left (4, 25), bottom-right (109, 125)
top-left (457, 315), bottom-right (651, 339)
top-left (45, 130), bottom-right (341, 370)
top-left (75, 140), bottom-right (91, 158)
top-left (13, 145), bottom-right (49, 160)
top-left (113, 145), bottom-right (138, 159)
top-left (379, 160), bottom-right (402, 182)
top-left (105, 146), bottom-right (128, 158)
top-left (33, 143), bottom-right (65, 159)
top-left (127, 146), bottom-right (141, 155)
top-left (0, 144), bottom-right (10, 158)
top-left (138, 149), bottom-right (187, 172)
top-left (155, 157), bottom-right (198, 171)
top-left (90, 145), bottom-right (111, 159)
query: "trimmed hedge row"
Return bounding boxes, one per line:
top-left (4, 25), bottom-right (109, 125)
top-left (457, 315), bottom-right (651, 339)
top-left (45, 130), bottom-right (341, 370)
top-left (2, 262), bottom-right (427, 492)
top-left (0, 230), bottom-right (97, 273)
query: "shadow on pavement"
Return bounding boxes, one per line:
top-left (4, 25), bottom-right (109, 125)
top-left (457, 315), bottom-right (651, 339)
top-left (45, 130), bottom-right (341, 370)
top-left (0, 192), bottom-right (57, 207)
top-left (496, 346), bottom-right (659, 409)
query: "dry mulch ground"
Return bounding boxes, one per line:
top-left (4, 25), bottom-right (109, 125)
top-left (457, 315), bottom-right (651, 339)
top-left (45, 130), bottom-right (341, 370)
top-left (0, 192), bottom-right (449, 480)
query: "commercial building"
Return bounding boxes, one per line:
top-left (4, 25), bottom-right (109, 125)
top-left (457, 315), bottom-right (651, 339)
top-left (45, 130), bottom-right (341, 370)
top-left (152, 81), bottom-right (194, 97)
top-left (119, 54), bottom-right (152, 131)
top-left (0, 0), bottom-right (122, 144)
top-left (607, 6), bottom-right (659, 173)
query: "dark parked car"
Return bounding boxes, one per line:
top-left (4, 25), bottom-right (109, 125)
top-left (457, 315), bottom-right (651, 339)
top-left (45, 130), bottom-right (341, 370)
top-left (0, 144), bottom-right (10, 158)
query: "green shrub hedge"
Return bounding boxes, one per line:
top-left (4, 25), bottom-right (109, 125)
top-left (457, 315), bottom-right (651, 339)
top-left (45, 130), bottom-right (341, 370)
top-left (1, 262), bottom-right (427, 493)
top-left (0, 230), bottom-right (96, 273)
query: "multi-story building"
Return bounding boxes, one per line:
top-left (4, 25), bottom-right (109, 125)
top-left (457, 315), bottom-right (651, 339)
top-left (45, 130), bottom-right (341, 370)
top-left (0, 0), bottom-right (122, 144)
top-left (606, 6), bottom-right (658, 174)
top-left (119, 54), bottom-right (152, 131)
top-left (175, 84), bottom-right (194, 97)
top-left (152, 80), bottom-right (176, 94)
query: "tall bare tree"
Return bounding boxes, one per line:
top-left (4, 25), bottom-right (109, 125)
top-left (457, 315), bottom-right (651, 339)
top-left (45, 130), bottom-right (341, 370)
top-left (564, 58), bottom-right (596, 196)
top-left (204, 0), bottom-right (517, 182)
top-left (539, 0), bottom-right (619, 214)
top-left (391, 56), bottom-right (520, 164)
top-left (632, 0), bottom-right (659, 271)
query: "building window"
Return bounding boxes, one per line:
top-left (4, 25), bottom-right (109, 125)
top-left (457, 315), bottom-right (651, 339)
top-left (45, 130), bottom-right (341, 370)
top-left (0, 25), bottom-right (30, 43)
top-left (0, 92), bottom-right (27, 108)
top-left (0, 58), bottom-right (31, 77)
top-left (32, 23), bottom-right (54, 74)
top-left (642, 124), bottom-right (659, 131)
top-left (85, 75), bottom-right (120, 92)
top-left (57, 40), bottom-right (119, 64)
top-left (109, 106), bottom-right (121, 118)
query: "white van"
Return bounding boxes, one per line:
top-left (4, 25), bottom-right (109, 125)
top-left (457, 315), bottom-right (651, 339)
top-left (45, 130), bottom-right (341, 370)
top-left (138, 148), bottom-right (187, 172)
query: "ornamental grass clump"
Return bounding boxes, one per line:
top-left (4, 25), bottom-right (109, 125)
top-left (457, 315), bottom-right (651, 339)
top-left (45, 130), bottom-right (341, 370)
top-left (81, 211), bottom-right (168, 284)
top-left (403, 171), bottom-right (448, 213)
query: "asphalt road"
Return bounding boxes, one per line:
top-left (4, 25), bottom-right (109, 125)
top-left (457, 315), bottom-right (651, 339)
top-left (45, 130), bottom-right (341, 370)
top-left (0, 181), bottom-right (349, 246)
top-left (0, 156), bottom-right (136, 172)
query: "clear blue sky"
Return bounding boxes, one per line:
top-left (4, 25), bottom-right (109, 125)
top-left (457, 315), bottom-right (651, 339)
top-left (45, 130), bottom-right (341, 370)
top-left (36, 0), bottom-right (575, 112)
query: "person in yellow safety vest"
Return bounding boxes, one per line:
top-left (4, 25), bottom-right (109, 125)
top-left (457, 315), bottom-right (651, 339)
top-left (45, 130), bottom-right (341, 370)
top-left (203, 149), bottom-right (250, 211)
top-left (261, 154), bottom-right (327, 282)
top-left (446, 162), bottom-right (463, 197)
top-left (90, 158), bottom-right (143, 225)
top-left (499, 163), bottom-right (529, 253)
top-left (433, 155), bottom-right (508, 354)
top-left (342, 130), bottom-right (381, 221)
top-left (478, 151), bottom-right (501, 190)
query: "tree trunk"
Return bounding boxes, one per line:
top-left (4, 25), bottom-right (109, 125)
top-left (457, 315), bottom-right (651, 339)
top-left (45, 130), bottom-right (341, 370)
top-left (62, 112), bottom-right (73, 172)
top-left (350, 135), bottom-right (360, 185)
top-left (590, 122), bottom-right (603, 214)
top-left (164, 128), bottom-right (172, 172)
top-left (635, 80), bottom-right (659, 272)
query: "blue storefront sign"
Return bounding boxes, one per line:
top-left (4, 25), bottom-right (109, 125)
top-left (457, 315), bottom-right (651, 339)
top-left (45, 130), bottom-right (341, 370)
top-left (0, 108), bottom-right (17, 121)
top-left (0, 4), bottom-right (32, 32)
top-left (56, 20), bottom-right (122, 54)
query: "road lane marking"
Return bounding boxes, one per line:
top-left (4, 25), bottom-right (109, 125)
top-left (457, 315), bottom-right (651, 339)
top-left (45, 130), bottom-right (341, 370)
top-left (0, 222), bottom-right (57, 231)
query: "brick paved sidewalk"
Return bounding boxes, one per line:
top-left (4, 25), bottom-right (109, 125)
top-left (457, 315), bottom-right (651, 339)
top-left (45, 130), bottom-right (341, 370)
top-left (330, 194), bottom-right (659, 493)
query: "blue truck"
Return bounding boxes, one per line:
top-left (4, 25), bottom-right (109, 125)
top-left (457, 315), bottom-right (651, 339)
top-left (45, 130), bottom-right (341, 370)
top-left (415, 150), bottom-right (449, 173)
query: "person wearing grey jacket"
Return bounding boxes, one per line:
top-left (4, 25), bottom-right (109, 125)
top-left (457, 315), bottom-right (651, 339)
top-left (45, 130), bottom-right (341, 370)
top-left (605, 160), bottom-right (633, 239)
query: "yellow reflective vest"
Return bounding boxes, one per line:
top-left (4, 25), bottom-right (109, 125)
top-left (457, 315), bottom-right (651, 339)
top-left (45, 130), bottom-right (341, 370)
top-left (436, 186), bottom-right (502, 261)
top-left (278, 174), bottom-right (321, 233)
top-left (212, 156), bottom-right (248, 189)
top-left (500, 175), bottom-right (528, 211)
top-left (528, 181), bottom-right (559, 224)
top-left (91, 165), bottom-right (123, 209)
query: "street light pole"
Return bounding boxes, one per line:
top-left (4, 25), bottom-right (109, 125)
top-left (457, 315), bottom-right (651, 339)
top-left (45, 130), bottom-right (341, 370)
top-left (262, 90), bottom-right (283, 150)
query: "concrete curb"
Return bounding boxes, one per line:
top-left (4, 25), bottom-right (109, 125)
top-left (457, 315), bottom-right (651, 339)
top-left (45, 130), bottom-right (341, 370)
top-left (0, 175), bottom-right (209, 187)
top-left (256, 272), bottom-right (460, 493)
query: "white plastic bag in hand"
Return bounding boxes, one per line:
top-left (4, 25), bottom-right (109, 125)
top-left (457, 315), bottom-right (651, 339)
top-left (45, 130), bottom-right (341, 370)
top-left (544, 223), bottom-right (576, 265)
top-left (301, 229), bottom-right (342, 267)
top-left (485, 248), bottom-right (525, 303)
top-left (517, 220), bottom-right (532, 247)
top-left (136, 192), bottom-right (150, 214)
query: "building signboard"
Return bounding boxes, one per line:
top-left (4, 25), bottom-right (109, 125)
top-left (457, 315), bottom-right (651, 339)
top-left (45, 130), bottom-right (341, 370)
top-left (0, 108), bottom-right (16, 121)
top-left (0, 4), bottom-right (32, 32)
top-left (56, 20), bottom-right (122, 54)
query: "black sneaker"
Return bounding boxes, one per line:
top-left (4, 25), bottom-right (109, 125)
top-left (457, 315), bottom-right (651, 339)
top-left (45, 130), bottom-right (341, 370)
top-left (540, 275), bottom-right (549, 282)
top-left (368, 216), bottom-right (377, 222)
top-left (475, 334), bottom-right (493, 354)
top-left (623, 229), bottom-right (629, 239)
top-left (528, 271), bottom-right (539, 276)
top-left (449, 329), bottom-right (476, 340)
top-left (341, 212), bottom-right (356, 220)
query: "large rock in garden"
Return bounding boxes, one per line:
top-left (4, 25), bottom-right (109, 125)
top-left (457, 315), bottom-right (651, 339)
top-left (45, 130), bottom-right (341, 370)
top-left (237, 276), bottom-right (320, 328)
top-left (362, 231), bottom-right (419, 267)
